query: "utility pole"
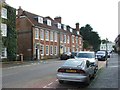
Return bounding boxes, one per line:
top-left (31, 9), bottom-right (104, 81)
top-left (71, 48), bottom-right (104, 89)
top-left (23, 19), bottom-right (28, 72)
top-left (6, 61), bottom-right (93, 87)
top-left (106, 38), bottom-right (108, 51)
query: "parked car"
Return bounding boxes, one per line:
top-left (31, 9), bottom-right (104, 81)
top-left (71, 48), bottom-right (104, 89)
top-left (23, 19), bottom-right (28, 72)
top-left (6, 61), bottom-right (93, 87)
top-left (95, 50), bottom-right (108, 61)
top-left (60, 52), bottom-right (71, 60)
top-left (57, 59), bottom-right (95, 85)
top-left (71, 52), bottom-right (78, 58)
top-left (75, 51), bottom-right (98, 73)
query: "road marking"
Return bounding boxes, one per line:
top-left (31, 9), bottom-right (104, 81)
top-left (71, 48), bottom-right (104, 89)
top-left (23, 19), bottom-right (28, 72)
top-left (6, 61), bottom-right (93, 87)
top-left (55, 79), bottom-right (58, 81)
top-left (3, 62), bottom-right (44, 69)
top-left (108, 65), bottom-right (118, 68)
top-left (43, 86), bottom-right (47, 88)
top-left (4, 64), bottom-right (33, 69)
top-left (48, 82), bottom-right (53, 86)
top-left (43, 79), bottom-right (56, 88)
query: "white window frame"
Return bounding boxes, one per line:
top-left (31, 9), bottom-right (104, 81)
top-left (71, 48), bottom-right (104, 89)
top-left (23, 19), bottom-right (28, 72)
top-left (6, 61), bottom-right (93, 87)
top-left (77, 31), bottom-right (79, 35)
top-left (1, 8), bottom-right (7, 19)
top-left (50, 31), bottom-right (53, 41)
top-left (38, 17), bottom-right (43, 24)
top-left (57, 23), bottom-right (61, 29)
top-left (1, 48), bottom-right (7, 58)
top-left (54, 32), bottom-right (57, 42)
top-left (63, 46), bottom-right (66, 52)
top-left (63, 25), bottom-right (67, 30)
top-left (72, 35), bottom-right (74, 43)
top-left (50, 45), bottom-right (53, 55)
top-left (79, 37), bottom-right (81, 44)
top-left (46, 45), bottom-right (49, 55)
top-left (45, 30), bottom-right (49, 41)
top-left (60, 34), bottom-right (63, 43)
top-left (68, 47), bottom-right (70, 52)
top-left (35, 28), bottom-right (39, 39)
top-left (54, 46), bottom-right (57, 55)
top-left (64, 34), bottom-right (66, 43)
top-left (67, 35), bottom-right (70, 43)
top-left (1, 23), bottom-right (7, 37)
top-left (40, 29), bottom-right (44, 40)
top-left (40, 45), bottom-right (44, 56)
top-left (70, 28), bottom-right (73, 32)
top-left (47, 19), bottom-right (51, 26)
top-left (76, 36), bottom-right (78, 44)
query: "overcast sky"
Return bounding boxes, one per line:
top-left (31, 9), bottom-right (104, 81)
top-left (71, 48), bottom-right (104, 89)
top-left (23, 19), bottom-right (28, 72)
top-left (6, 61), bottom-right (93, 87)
top-left (6, 0), bottom-right (119, 42)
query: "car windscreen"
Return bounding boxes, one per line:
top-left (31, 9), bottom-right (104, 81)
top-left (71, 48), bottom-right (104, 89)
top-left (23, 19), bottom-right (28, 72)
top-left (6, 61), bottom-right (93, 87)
top-left (63, 60), bottom-right (84, 67)
top-left (76, 53), bottom-right (95, 58)
top-left (71, 52), bottom-right (77, 56)
top-left (97, 51), bottom-right (105, 54)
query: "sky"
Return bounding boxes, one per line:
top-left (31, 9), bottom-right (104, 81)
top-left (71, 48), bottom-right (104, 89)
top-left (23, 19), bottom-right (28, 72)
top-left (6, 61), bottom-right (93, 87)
top-left (5, 0), bottom-right (119, 42)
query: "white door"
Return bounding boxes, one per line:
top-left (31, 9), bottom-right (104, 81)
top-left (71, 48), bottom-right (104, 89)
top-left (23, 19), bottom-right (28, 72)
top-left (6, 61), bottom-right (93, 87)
top-left (37, 49), bottom-right (40, 60)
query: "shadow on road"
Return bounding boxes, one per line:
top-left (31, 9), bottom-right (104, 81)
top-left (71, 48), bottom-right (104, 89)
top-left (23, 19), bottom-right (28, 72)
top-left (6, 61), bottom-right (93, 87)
top-left (57, 81), bottom-right (91, 89)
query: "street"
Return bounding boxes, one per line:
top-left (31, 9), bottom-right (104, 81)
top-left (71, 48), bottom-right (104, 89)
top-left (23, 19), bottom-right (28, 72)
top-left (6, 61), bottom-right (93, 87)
top-left (2, 53), bottom-right (119, 89)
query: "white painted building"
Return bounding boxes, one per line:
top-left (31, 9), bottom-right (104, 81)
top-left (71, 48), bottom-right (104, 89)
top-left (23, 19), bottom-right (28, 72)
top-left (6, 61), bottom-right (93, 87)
top-left (100, 42), bottom-right (115, 51)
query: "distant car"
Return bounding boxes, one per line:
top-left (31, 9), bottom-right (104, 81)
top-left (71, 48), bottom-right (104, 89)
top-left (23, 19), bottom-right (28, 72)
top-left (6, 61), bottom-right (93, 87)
top-left (60, 52), bottom-right (71, 60)
top-left (95, 50), bottom-right (108, 61)
top-left (75, 51), bottom-right (98, 73)
top-left (71, 52), bottom-right (77, 58)
top-left (57, 59), bottom-right (95, 85)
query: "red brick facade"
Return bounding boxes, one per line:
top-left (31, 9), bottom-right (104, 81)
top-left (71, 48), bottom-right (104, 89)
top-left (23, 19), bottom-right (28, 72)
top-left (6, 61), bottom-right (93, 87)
top-left (16, 7), bottom-right (83, 60)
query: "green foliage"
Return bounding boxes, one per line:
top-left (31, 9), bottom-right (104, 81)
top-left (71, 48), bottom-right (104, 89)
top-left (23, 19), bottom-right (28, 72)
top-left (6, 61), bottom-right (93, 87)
top-left (101, 39), bottom-right (110, 44)
top-left (2, 5), bottom-right (17, 60)
top-left (83, 40), bottom-right (90, 49)
top-left (80, 24), bottom-right (101, 51)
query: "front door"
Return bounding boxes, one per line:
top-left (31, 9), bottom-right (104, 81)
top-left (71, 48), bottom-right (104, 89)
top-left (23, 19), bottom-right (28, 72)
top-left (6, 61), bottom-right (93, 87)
top-left (36, 49), bottom-right (40, 60)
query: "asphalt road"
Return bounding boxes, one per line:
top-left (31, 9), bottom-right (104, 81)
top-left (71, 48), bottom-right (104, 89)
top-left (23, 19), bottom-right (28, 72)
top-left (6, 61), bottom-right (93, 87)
top-left (2, 53), bottom-right (119, 89)
top-left (2, 60), bottom-right (64, 88)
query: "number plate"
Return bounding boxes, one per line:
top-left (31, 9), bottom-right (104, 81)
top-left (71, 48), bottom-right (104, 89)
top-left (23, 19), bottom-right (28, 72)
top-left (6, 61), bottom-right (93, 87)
top-left (66, 70), bottom-right (76, 73)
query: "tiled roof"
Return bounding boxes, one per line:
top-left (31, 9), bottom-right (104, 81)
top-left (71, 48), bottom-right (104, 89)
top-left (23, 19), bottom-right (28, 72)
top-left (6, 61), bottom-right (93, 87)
top-left (19, 10), bottom-right (81, 36)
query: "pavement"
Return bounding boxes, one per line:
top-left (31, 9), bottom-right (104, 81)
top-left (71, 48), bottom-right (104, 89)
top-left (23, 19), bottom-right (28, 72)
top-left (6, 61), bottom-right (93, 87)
top-left (89, 53), bottom-right (118, 88)
top-left (1, 58), bottom-right (60, 68)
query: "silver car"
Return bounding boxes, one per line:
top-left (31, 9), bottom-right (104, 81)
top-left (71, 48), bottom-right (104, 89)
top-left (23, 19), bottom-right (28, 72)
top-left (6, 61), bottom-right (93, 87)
top-left (57, 59), bottom-right (95, 85)
top-left (75, 51), bottom-right (98, 73)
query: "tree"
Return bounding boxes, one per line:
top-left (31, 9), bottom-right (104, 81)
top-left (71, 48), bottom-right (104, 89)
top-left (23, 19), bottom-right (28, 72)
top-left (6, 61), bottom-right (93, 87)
top-left (101, 39), bottom-right (110, 44)
top-left (80, 24), bottom-right (101, 51)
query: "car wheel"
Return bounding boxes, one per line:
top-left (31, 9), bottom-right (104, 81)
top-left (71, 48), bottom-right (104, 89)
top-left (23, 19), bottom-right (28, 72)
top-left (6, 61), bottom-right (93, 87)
top-left (94, 66), bottom-right (98, 74)
top-left (85, 77), bottom-right (90, 86)
top-left (59, 80), bottom-right (64, 84)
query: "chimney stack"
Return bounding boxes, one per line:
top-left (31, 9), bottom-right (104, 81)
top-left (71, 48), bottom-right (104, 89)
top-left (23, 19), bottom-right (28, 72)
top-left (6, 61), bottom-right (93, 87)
top-left (76, 23), bottom-right (79, 31)
top-left (54, 16), bottom-right (61, 23)
top-left (18, 6), bottom-right (23, 16)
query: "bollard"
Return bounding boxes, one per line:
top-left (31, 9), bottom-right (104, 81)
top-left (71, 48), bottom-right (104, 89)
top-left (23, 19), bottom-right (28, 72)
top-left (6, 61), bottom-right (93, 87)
top-left (20, 54), bottom-right (23, 63)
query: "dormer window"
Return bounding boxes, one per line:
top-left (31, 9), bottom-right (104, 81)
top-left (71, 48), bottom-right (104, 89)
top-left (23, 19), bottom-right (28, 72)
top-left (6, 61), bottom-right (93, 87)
top-left (63, 25), bottom-right (67, 30)
top-left (1, 8), bottom-right (7, 19)
top-left (38, 17), bottom-right (43, 24)
top-left (47, 19), bottom-right (51, 26)
top-left (70, 28), bottom-right (73, 32)
top-left (58, 23), bottom-right (61, 29)
top-left (77, 31), bottom-right (79, 35)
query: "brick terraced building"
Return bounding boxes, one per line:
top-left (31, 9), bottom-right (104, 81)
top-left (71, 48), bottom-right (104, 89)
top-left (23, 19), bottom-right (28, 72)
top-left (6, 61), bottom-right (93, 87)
top-left (16, 7), bottom-right (83, 60)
